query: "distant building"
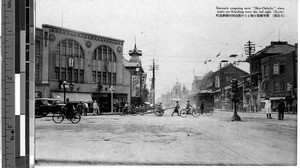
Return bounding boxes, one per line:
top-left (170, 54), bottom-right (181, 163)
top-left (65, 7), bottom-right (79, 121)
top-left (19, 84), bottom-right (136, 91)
top-left (35, 24), bottom-right (131, 111)
top-left (210, 64), bottom-right (249, 110)
top-left (191, 71), bottom-right (214, 92)
top-left (191, 64), bottom-right (248, 110)
top-left (245, 41), bottom-right (297, 112)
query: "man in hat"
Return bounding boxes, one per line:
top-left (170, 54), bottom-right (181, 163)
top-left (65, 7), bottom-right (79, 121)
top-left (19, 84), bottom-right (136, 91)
top-left (278, 99), bottom-right (285, 120)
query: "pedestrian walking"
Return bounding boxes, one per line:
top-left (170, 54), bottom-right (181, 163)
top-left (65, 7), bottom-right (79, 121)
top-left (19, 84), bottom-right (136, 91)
top-left (83, 101), bottom-right (89, 116)
top-left (171, 101), bottom-right (180, 116)
top-left (200, 101), bottom-right (205, 115)
top-left (76, 102), bottom-right (83, 115)
top-left (265, 97), bottom-right (272, 119)
top-left (92, 100), bottom-right (98, 115)
top-left (97, 102), bottom-right (101, 115)
top-left (278, 99), bottom-right (285, 120)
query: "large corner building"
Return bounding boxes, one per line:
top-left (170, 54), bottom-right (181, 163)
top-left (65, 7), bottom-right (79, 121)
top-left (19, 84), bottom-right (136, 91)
top-left (35, 24), bottom-right (131, 111)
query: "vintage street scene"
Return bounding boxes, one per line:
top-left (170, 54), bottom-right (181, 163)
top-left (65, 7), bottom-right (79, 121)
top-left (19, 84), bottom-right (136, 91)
top-left (27, 0), bottom-right (299, 166)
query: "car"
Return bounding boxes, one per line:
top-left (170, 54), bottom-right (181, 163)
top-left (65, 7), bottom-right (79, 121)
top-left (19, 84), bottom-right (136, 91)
top-left (35, 98), bottom-right (65, 117)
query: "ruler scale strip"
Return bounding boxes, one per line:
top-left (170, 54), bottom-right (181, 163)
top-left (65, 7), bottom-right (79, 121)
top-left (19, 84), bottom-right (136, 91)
top-left (2, 0), bottom-right (35, 167)
top-left (2, 0), bottom-right (16, 167)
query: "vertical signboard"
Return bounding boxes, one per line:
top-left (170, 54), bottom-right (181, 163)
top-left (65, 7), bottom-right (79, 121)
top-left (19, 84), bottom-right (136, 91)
top-left (131, 75), bottom-right (140, 97)
top-left (141, 74), bottom-right (147, 88)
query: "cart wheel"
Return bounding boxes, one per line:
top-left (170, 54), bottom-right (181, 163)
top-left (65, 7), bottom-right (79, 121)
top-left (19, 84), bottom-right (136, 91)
top-left (155, 111), bottom-right (164, 116)
top-left (52, 113), bottom-right (64, 123)
top-left (70, 113), bottom-right (81, 124)
top-left (192, 109), bottom-right (200, 118)
top-left (180, 109), bottom-right (187, 118)
top-left (205, 110), bottom-right (213, 116)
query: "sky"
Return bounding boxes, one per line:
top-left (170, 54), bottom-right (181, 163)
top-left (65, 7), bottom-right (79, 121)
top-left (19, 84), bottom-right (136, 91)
top-left (35, 0), bottom-right (298, 98)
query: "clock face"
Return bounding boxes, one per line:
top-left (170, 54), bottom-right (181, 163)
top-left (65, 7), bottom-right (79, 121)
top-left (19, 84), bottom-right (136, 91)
top-left (49, 34), bottom-right (56, 42)
top-left (86, 41), bottom-right (92, 48)
top-left (117, 46), bottom-right (122, 53)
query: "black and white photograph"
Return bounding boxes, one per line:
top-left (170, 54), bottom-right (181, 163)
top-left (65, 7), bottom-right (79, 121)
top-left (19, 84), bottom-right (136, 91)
top-left (1, 0), bottom-right (298, 167)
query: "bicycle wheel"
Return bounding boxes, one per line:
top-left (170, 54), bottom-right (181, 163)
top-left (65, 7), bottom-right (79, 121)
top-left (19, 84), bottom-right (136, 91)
top-left (192, 109), bottom-right (200, 118)
top-left (70, 113), bottom-right (81, 124)
top-left (180, 109), bottom-right (188, 118)
top-left (52, 113), bottom-right (64, 123)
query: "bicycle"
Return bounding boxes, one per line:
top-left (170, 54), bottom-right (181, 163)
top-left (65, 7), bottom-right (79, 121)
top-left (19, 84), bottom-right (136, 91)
top-left (52, 108), bottom-right (81, 124)
top-left (180, 108), bottom-right (200, 118)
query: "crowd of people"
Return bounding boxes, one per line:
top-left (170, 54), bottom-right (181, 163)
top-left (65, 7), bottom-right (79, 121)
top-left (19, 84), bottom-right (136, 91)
top-left (62, 97), bottom-right (293, 120)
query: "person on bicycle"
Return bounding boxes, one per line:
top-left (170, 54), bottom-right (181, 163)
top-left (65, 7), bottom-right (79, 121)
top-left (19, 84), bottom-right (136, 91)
top-left (171, 101), bottom-right (180, 116)
top-left (63, 98), bottom-right (75, 119)
top-left (186, 100), bottom-right (193, 113)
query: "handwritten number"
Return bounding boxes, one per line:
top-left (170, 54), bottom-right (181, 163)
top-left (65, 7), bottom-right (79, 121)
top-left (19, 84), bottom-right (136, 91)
top-left (7, 0), bottom-right (12, 8)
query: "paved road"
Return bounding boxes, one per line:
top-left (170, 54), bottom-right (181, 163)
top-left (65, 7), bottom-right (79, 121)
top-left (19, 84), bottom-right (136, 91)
top-left (35, 110), bottom-right (297, 166)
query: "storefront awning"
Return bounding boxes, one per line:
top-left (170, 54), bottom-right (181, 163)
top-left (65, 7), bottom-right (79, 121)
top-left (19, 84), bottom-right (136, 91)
top-left (51, 92), bottom-right (93, 103)
top-left (269, 97), bottom-right (286, 101)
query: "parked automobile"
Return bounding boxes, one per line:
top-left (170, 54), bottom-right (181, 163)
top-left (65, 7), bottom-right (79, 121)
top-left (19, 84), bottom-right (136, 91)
top-left (35, 98), bottom-right (65, 117)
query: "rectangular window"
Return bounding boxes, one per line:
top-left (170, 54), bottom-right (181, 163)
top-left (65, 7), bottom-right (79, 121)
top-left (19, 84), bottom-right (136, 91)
top-left (67, 41), bottom-right (72, 56)
top-left (92, 71), bottom-right (96, 83)
top-left (280, 64), bottom-right (285, 74)
top-left (61, 68), bottom-right (66, 81)
top-left (280, 82), bottom-right (285, 92)
top-left (108, 49), bottom-right (112, 62)
top-left (274, 82), bottom-right (280, 92)
top-left (273, 63), bottom-right (279, 74)
top-left (103, 72), bottom-right (107, 85)
top-left (80, 49), bottom-right (84, 58)
top-left (79, 70), bottom-right (84, 83)
top-left (112, 73), bottom-right (116, 85)
top-left (97, 71), bottom-right (101, 84)
top-left (55, 67), bottom-right (60, 79)
top-left (103, 47), bottom-right (107, 61)
top-left (264, 65), bottom-right (268, 76)
top-left (74, 69), bottom-right (78, 83)
top-left (74, 43), bottom-right (79, 57)
top-left (67, 68), bottom-right (72, 82)
top-left (98, 48), bottom-right (102, 60)
top-left (113, 53), bottom-right (116, 62)
top-left (265, 81), bottom-right (269, 91)
top-left (108, 73), bottom-right (111, 85)
top-left (61, 41), bottom-right (67, 56)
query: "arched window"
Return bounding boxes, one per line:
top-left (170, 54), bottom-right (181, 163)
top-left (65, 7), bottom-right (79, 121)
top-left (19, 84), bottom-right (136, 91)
top-left (215, 76), bottom-right (220, 88)
top-left (55, 39), bottom-right (84, 58)
top-left (93, 45), bottom-right (116, 62)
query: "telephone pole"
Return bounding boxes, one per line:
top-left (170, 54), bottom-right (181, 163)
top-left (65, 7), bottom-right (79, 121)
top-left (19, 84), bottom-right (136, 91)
top-left (149, 59), bottom-right (158, 106)
top-left (152, 59), bottom-right (155, 106)
top-left (244, 41), bottom-right (256, 112)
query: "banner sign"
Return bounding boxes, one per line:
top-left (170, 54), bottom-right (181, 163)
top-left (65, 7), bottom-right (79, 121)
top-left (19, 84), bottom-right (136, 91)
top-left (131, 75), bottom-right (141, 97)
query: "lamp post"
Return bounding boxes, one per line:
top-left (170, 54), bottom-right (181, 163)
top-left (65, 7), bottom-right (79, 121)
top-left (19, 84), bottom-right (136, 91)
top-left (109, 86), bottom-right (115, 113)
top-left (231, 78), bottom-right (241, 121)
top-left (63, 81), bottom-right (67, 104)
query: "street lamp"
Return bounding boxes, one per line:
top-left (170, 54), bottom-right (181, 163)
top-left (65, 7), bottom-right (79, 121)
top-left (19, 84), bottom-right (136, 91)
top-left (109, 86), bottom-right (115, 113)
top-left (63, 81), bottom-right (67, 103)
top-left (231, 78), bottom-right (241, 121)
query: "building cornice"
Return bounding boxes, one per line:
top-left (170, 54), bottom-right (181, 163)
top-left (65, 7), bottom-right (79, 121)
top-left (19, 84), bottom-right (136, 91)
top-left (42, 24), bottom-right (124, 45)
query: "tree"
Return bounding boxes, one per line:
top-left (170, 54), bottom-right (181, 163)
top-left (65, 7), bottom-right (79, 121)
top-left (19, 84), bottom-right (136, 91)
top-left (141, 85), bottom-right (149, 103)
